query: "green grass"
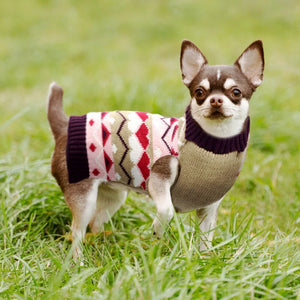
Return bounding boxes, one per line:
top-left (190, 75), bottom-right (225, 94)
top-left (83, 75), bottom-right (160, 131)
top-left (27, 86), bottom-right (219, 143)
top-left (1, 0), bottom-right (300, 299)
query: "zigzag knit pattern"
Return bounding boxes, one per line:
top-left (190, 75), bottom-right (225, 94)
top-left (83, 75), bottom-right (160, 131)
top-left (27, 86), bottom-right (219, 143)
top-left (67, 111), bottom-right (179, 189)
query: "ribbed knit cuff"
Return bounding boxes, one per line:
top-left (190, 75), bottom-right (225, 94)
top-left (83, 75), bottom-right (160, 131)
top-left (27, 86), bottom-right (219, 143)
top-left (185, 106), bottom-right (250, 154)
top-left (66, 115), bottom-right (89, 183)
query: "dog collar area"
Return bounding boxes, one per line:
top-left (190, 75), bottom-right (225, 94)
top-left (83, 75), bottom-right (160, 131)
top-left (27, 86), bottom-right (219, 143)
top-left (185, 105), bottom-right (250, 154)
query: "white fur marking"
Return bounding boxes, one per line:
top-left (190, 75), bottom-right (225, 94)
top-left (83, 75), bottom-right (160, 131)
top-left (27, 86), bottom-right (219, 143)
top-left (190, 97), bottom-right (249, 138)
top-left (224, 78), bottom-right (237, 90)
top-left (200, 78), bottom-right (210, 90)
top-left (217, 69), bottom-right (221, 80)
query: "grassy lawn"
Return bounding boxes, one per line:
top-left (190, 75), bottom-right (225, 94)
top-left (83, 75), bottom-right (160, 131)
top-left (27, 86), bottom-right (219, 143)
top-left (1, 0), bottom-right (300, 299)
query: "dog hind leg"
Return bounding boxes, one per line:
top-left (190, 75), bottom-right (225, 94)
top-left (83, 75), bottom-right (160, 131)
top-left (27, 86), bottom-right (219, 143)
top-left (65, 179), bottom-right (100, 260)
top-left (89, 184), bottom-right (127, 233)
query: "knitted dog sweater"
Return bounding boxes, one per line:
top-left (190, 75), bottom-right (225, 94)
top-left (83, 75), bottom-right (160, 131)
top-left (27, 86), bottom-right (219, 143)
top-left (67, 111), bottom-right (181, 190)
top-left (171, 107), bottom-right (249, 212)
top-left (66, 107), bottom-right (250, 211)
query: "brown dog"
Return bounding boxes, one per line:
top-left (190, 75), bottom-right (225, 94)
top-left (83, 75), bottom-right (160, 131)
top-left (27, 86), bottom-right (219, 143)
top-left (47, 40), bottom-right (264, 259)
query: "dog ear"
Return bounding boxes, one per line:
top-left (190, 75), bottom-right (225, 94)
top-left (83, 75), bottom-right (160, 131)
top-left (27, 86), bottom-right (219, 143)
top-left (235, 40), bottom-right (264, 87)
top-left (180, 40), bottom-right (207, 86)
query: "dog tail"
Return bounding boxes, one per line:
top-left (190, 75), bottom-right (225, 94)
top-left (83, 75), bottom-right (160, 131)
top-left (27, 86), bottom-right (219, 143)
top-left (47, 82), bottom-right (69, 139)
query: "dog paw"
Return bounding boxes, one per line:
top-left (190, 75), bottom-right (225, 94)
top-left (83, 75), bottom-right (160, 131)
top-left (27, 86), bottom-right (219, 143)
top-left (152, 218), bottom-right (164, 238)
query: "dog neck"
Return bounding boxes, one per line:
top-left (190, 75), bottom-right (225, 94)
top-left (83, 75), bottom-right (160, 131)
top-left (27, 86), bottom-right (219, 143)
top-left (185, 105), bottom-right (250, 154)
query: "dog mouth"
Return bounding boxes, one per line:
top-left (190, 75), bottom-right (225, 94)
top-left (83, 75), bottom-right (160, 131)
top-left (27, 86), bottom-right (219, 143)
top-left (205, 110), bottom-right (232, 120)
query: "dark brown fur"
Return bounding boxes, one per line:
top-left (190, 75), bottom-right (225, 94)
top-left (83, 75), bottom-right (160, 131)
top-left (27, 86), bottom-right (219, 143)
top-left (189, 65), bottom-right (254, 100)
top-left (151, 155), bottom-right (173, 178)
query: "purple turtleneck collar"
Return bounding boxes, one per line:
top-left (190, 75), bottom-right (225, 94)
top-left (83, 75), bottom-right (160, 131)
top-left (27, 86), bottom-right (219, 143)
top-left (185, 105), bottom-right (250, 154)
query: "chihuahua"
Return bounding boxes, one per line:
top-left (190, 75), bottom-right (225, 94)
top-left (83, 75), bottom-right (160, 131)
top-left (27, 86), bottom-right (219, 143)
top-left (47, 40), bottom-right (264, 258)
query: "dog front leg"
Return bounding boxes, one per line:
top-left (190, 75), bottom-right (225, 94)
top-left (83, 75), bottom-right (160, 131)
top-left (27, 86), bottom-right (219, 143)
top-left (148, 156), bottom-right (179, 237)
top-left (196, 198), bottom-right (223, 251)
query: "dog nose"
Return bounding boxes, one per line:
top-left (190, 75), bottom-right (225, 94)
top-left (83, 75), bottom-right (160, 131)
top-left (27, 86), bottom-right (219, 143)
top-left (210, 97), bottom-right (223, 108)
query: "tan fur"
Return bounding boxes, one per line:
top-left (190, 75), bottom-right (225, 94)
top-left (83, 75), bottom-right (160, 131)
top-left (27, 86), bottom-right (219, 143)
top-left (47, 83), bottom-right (68, 140)
top-left (51, 133), bottom-right (95, 221)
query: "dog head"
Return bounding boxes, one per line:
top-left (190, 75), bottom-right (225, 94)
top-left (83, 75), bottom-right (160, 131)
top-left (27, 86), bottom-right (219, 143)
top-left (180, 40), bottom-right (264, 138)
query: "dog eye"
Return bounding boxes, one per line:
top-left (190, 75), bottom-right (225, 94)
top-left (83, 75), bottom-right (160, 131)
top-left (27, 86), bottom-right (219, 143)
top-left (231, 88), bottom-right (242, 98)
top-left (194, 88), bottom-right (207, 105)
top-left (195, 87), bottom-right (206, 99)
